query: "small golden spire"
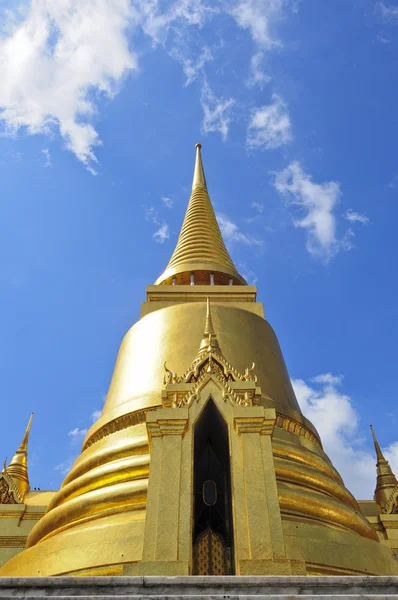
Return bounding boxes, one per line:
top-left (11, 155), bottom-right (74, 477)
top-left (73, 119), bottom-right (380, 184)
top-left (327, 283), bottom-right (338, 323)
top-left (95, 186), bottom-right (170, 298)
top-left (192, 143), bottom-right (207, 189)
top-left (370, 424), bottom-right (398, 509)
top-left (204, 297), bottom-right (215, 336)
top-left (198, 298), bottom-right (220, 355)
top-left (155, 144), bottom-right (246, 286)
top-left (7, 413), bottom-right (33, 500)
top-left (370, 424), bottom-right (385, 462)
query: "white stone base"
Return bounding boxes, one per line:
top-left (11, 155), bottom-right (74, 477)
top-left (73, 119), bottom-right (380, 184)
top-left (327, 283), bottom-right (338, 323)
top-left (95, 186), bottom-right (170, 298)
top-left (0, 576), bottom-right (397, 599)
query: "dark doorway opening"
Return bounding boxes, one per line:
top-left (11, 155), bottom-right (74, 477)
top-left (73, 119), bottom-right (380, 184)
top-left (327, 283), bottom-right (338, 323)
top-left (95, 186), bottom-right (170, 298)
top-left (192, 399), bottom-right (234, 575)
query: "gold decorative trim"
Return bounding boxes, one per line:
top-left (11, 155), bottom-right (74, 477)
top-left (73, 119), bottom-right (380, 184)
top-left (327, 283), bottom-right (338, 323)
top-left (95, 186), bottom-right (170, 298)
top-left (275, 413), bottom-right (322, 449)
top-left (381, 485), bottom-right (398, 514)
top-left (83, 403), bottom-right (321, 453)
top-left (0, 536), bottom-right (27, 547)
top-left (83, 408), bottom-right (156, 450)
top-left (0, 511), bottom-right (45, 520)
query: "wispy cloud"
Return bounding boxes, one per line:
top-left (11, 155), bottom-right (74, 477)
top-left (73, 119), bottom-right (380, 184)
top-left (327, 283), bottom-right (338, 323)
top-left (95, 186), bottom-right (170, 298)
top-left (293, 374), bottom-right (398, 499)
top-left (376, 2), bottom-right (398, 23)
top-left (0, 1), bottom-right (136, 173)
top-left (238, 262), bottom-right (258, 285)
top-left (161, 196), bottom-right (175, 209)
top-left (54, 456), bottom-right (77, 476)
top-left (91, 410), bottom-right (102, 422)
top-left (217, 213), bottom-right (263, 246)
top-left (247, 94), bottom-right (292, 149)
top-left (252, 201), bottom-right (264, 213)
top-left (146, 207), bottom-right (170, 244)
top-left (170, 45), bottom-right (213, 86)
top-left (137, 0), bottom-right (215, 46)
top-left (68, 427), bottom-right (87, 442)
top-left (153, 223), bottom-right (170, 243)
top-left (344, 209), bottom-right (369, 225)
top-left (41, 148), bottom-right (52, 168)
top-left (246, 52), bottom-right (271, 88)
top-left (201, 80), bottom-right (235, 141)
top-left (273, 161), bottom-right (351, 260)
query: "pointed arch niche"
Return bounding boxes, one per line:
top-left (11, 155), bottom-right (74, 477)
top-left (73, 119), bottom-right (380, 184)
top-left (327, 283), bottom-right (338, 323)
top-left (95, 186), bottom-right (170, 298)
top-left (130, 375), bottom-right (305, 576)
top-left (192, 398), bottom-right (234, 575)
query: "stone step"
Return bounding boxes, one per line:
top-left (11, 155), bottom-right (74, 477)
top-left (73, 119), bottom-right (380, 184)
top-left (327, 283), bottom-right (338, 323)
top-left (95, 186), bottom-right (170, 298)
top-left (2, 596), bottom-right (398, 600)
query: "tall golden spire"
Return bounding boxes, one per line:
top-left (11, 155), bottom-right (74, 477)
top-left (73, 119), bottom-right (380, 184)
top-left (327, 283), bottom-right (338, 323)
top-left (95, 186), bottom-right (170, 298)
top-left (370, 425), bottom-right (398, 509)
top-left (6, 413), bottom-right (33, 500)
top-left (155, 144), bottom-right (246, 286)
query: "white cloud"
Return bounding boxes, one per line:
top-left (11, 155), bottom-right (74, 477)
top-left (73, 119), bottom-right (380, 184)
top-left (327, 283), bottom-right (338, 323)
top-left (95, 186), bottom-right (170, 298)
top-left (247, 52), bottom-right (271, 88)
top-left (273, 161), bottom-right (350, 260)
top-left (231, 0), bottom-right (286, 49)
top-left (292, 374), bottom-right (398, 499)
top-left (200, 80), bottom-right (235, 141)
top-left (247, 94), bottom-right (292, 149)
top-left (153, 223), bottom-right (170, 243)
top-left (41, 148), bottom-right (52, 168)
top-left (146, 206), bottom-right (170, 244)
top-left (0, 0), bottom-right (136, 172)
top-left (377, 2), bottom-right (398, 23)
top-left (311, 373), bottom-right (343, 386)
top-left (161, 196), bottom-right (175, 209)
top-left (217, 213), bottom-right (263, 246)
top-left (344, 209), bottom-right (369, 225)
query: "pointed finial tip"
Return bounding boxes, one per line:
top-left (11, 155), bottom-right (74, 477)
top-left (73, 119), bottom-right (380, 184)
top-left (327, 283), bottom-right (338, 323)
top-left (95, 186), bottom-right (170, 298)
top-left (195, 143), bottom-right (202, 149)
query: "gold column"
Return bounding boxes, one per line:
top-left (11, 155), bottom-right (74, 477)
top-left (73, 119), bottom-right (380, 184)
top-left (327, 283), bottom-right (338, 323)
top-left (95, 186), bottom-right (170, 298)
top-left (126, 408), bottom-right (189, 575)
top-left (233, 406), bottom-right (305, 575)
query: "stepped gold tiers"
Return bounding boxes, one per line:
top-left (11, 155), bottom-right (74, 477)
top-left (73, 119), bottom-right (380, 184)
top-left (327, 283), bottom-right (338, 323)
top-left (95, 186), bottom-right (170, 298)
top-left (1, 145), bottom-right (397, 577)
top-left (155, 144), bottom-right (246, 286)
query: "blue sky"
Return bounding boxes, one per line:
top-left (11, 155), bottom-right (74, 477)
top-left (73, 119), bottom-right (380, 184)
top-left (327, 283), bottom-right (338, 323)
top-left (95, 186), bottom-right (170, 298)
top-left (0, 0), bottom-right (397, 498)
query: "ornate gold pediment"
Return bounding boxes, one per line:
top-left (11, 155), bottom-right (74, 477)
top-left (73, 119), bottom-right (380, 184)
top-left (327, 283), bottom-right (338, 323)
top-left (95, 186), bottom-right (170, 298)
top-left (163, 299), bottom-right (261, 409)
top-left (381, 485), bottom-right (398, 515)
top-left (0, 470), bottom-right (23, 505)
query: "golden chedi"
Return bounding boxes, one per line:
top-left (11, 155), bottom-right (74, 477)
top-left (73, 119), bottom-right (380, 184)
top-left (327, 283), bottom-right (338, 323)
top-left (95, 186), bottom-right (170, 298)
top-left (1, 145), bottom-right (398, 577)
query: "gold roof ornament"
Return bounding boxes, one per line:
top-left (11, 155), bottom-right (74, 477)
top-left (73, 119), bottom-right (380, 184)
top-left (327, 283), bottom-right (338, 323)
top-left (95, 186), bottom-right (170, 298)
top-left (155, 144), bottom-right (246, 286)
top-left (6, 413), bottom-right (33, 501)
top-left (371, 425), bottom-right (398, 513)
top-left (163, 299), bottom-right (258, 407)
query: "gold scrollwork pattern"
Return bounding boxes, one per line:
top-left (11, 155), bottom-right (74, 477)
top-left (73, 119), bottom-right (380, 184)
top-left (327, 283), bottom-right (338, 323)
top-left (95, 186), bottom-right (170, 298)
top-left (83, 408), bottom-right (156, 450)
top-left (275, 414), bottom-right (322, 449)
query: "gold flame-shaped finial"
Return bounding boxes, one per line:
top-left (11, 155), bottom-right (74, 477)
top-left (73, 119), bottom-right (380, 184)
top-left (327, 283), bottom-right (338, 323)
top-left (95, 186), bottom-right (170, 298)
top-left (370, 424), bottom-right (398, 509)
top-left (198, 298), bottom-right (220, 355)
top-left (7, 413), bottom-right (33, 500)
top-left (155, 144), bottom-right (246, 286)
